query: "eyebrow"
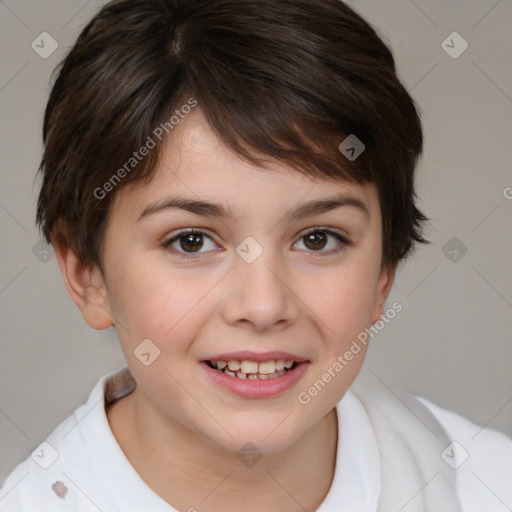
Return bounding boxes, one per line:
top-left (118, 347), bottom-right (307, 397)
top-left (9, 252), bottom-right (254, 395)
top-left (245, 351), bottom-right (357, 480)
top-left (137, 193), bottom-right (370, 223)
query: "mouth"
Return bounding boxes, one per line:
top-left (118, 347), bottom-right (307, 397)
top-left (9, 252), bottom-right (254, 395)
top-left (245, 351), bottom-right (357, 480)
top-left (205, 359), bottom-right (299, 380)
top-left (199, 354), bottom-right (310, 399)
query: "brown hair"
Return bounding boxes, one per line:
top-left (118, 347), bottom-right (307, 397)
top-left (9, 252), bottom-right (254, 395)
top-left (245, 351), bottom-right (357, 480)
top-left (36, 0), bottom-right (428, 270)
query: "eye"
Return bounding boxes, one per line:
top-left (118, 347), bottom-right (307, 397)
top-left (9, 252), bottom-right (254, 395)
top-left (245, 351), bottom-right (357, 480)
top-left (293, 228), bottom-right (349, 255)
top-left (163, 229), bottom-right (218, 258)
top-left (162, 227), bottom-right (349, 259)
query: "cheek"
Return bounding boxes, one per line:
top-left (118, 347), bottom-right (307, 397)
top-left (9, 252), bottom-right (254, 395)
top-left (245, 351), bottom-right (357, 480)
top-left (107, 256), bottom-right (220, 343)
top-left (301, 263), bottom-right (379, 338)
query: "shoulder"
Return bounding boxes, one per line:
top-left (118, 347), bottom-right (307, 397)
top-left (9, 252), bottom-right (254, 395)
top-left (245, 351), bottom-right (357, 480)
top-left (417, 395), bottom-right (512, 511)
top-left (0, 412), bottom-right (100, 511)
top-left (0, 366), bottom-right (133, 511)
top-left (350, 373), bottom-right (512, 512)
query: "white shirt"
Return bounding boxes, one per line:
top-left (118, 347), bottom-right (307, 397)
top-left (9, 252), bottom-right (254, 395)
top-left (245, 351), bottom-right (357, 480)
top-left (0, 365), bottom-right (510, 511)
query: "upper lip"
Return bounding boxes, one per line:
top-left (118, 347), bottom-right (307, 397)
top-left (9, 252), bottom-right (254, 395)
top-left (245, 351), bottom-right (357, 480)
top-left (202, 351), bottom-right (309, 363)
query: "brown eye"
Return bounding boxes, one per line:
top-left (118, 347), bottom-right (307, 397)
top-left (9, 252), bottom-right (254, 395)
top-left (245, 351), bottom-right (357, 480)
top-left (179, 232), bottom-right (204, 252)
top-left (293, 228), bottom-right (349, 255)
top-left (163, 230), bottom-right (218, 257)
top-left (304, 231), bottom-right (328, 250)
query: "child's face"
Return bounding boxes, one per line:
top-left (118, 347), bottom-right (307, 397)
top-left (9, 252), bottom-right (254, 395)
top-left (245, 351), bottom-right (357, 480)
top-left (85, 109), bottom-right (393, 452)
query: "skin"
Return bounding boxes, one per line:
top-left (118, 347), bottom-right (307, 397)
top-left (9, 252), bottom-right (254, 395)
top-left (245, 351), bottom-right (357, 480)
top-left (52, 109), bottom-right (395, 512)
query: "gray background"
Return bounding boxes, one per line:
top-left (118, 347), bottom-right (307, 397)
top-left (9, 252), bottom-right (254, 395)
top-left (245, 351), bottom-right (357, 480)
top-left (1, 0), bottom-right (511, 485)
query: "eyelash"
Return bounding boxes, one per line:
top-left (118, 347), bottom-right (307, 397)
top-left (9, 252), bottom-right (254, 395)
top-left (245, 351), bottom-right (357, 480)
top-left (162, 227), bottom-right (350, 260)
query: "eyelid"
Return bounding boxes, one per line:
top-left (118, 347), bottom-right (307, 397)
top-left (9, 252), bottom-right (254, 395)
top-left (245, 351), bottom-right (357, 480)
top-left (292, 226), bottom-right (351, 255)
top-left (163, 226), bottom-right (350, 259)
top-left (298, 225), bottom-right (350, 242)
top-left (161, 229), bottom-right (218, 260)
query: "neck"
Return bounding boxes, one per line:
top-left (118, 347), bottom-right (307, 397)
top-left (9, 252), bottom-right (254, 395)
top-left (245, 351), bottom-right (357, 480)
top-left (107, 385), bottom-right (338, 512)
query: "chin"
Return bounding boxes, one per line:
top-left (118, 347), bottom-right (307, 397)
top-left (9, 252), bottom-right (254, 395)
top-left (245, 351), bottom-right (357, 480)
top-left (203, 415), bottom-right (306, 455)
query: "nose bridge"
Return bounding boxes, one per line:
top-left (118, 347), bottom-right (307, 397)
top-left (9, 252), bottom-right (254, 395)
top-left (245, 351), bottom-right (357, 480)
top-left (221, 235), bottom-right (298, 331)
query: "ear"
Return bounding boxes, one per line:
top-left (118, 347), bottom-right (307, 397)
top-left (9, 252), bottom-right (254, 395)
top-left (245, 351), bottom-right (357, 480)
top-left (370, 262), bottom-right (396, 324)
top-left (50, 224), bottom-right (113, 330)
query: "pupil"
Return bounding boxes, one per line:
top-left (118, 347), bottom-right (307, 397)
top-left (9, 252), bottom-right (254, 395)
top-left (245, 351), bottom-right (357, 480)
top-left (305, 232), bottom-right (326, 250)
top-left (180, 233), bottom-right (203, 252)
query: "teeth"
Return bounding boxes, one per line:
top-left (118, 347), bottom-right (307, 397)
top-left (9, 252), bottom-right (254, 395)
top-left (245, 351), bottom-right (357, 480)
top-left (210, 359), bottom-right (298, 379)
top-left (227, 360), bottom-right (241, 371)
top-left (258, 361), bottom-right (277, 374)
top-left (241, 360), bottom-right (259, 374)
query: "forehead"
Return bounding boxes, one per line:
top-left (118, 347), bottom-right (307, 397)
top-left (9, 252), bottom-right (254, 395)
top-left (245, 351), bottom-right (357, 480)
top-left (109, 109), bottom-right (380, 224)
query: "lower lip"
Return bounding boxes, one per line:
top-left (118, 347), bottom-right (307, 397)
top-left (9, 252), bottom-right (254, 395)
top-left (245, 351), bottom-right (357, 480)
top-left (199, 361), bottom-right (310, 399)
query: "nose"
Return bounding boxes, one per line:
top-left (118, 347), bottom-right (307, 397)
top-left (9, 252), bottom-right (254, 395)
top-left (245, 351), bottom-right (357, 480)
top-left (220, 247), bottom-right (300, 333)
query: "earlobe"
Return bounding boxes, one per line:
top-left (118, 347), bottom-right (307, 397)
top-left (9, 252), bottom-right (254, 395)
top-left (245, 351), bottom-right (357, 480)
top-left (370, 263), bottom-right (396, 324)
top-left (50, 226), bottom-right (113, 330)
